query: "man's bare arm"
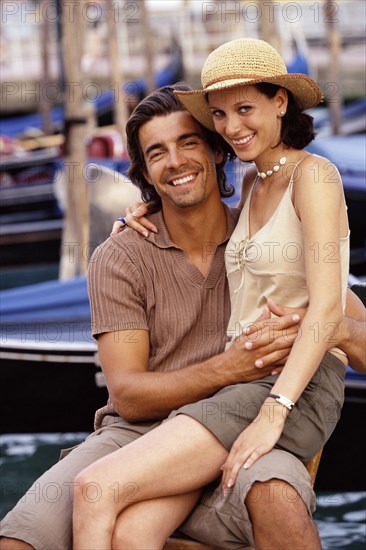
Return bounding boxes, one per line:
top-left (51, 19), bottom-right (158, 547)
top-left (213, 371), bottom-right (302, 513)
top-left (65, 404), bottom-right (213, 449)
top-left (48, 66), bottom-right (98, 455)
top-left (339, 287), bottom-right (366, 373)
top-left (255, 290), bottom-right (366, 373)
top-left (98, 313), bottom-right (300, 422)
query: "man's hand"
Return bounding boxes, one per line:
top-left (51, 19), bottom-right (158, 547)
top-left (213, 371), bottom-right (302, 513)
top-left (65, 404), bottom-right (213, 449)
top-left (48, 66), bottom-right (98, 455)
top-left (223, 303), bottom-right (302, 383)
top-left (265, 298), bottom-right (307, 321)
top-left (98, 302), bottom-right (306, 421)
top-left (228, 299), bottom-right (307, 377)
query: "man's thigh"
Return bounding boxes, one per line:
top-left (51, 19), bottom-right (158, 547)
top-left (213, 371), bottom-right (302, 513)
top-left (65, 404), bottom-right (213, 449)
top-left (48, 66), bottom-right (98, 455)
top-left (1, 418), bottom-right (160, 550)
top-left (179, 449), bottom-right (316, 550)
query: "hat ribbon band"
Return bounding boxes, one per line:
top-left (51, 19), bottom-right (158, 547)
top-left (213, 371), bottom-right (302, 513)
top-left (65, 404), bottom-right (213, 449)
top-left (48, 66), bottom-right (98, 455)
top-left (203, 73), bottom-right (288, 89)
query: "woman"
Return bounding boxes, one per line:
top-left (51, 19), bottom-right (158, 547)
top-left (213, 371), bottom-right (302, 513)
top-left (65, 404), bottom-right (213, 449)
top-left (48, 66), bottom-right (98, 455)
top-left (173, 38), bottom-right (349, 487)
top-left (74, 39), bottom-right (349, 548)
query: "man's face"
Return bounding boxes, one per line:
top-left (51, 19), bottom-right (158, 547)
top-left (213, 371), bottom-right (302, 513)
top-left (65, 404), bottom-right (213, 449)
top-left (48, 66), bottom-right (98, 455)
top-left (139, 111), bottom-right (223, 209)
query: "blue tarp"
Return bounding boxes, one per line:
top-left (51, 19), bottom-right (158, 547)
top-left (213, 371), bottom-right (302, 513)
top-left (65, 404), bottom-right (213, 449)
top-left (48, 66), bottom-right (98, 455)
top-left (287, 52), bottom-right (311, 76)
top-left (0, 106), bottom-right (64, 138)
top-left (306, 134), bottom-right (366, 202)
top-left (306, 134), bottom-right (366, 176)
top-left (313, 98), bottom-right (366, 130)
top-left (0, 276), bottom-right (93, 345)
top-left (0, 275), bottom-right (90, 322)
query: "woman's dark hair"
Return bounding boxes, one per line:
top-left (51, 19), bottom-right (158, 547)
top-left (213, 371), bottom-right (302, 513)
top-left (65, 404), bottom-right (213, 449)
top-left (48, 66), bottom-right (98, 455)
top-left (254, 83), bottom-right (316, 149)
top-left (126, 83), bottom-right (235, 212)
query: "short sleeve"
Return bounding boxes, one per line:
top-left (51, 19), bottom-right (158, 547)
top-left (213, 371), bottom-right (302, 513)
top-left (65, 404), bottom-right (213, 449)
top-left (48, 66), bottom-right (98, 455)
top-left (87, 237), bottom-right (148, 338)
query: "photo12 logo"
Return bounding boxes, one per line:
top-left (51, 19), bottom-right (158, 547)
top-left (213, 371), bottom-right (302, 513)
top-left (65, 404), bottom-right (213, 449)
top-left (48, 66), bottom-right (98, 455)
top-left (1, 2), bottom-right (140, 24)
top-left (201, 1), bottom-right (339, 24)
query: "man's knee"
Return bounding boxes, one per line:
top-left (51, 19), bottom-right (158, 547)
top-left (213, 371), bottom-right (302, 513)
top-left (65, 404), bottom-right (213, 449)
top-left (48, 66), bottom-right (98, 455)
top-left (245, 478), bottom-right (313, 531)
top-left (246, 478), bottom-right (309, 513)
top-left (244, 479), bottom-right (321, 549)
top-left (0, 537), bottom-right (34, 550)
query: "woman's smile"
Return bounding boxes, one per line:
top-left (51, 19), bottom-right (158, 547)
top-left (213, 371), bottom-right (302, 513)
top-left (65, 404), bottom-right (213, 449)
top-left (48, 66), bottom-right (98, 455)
top-left (232, 133), bottom-right (255, 147)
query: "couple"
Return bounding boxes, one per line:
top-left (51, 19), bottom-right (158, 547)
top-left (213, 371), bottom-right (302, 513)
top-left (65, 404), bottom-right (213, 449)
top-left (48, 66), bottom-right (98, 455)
top-left (1, 39), bottom-right (365, 550)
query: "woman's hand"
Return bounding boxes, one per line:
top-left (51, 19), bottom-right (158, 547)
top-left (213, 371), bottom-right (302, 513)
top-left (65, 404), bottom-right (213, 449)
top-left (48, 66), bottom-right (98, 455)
top-left (110, 202), bottom-right (158, 237)
top-left (221, 399), bottom-right (288, 492)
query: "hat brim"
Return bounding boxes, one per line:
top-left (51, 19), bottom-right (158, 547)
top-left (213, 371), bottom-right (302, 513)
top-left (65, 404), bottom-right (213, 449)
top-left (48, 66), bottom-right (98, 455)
top-left (175, 74), bottom-right (322, 131)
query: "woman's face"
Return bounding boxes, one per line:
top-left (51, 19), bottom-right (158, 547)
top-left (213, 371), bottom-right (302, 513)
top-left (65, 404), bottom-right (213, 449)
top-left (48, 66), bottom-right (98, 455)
top-left (207, 85), bottom-right (287, 162)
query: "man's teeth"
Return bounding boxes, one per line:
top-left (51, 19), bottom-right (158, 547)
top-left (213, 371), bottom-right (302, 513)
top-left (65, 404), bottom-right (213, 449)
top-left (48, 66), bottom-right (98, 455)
top-left (172, 175), bottom-right (195, 186)
top-left (232, 134), bottom-right (254, 145)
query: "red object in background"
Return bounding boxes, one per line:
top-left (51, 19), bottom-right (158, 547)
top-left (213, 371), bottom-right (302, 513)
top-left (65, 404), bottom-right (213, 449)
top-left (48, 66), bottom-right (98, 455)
top-left (0, 134), bottom-right (23, 155)
top-left (88, 137), bottom-right (109, 158)
top-left (87, 129), bottom-right (128, 159)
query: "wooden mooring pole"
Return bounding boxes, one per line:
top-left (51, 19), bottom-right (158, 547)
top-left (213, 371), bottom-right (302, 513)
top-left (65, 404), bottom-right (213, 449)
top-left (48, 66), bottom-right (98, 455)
top-left (324, 0), bottom-right (342, 135)
top-left (106, 0), bottom-right (129, 146)
top-left (59, 0), bottom-right (89, 279)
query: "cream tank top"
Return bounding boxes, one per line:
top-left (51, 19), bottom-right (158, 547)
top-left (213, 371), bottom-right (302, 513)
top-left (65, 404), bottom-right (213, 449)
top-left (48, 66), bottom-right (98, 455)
top-left (225, 161), bottom-right (350, 345)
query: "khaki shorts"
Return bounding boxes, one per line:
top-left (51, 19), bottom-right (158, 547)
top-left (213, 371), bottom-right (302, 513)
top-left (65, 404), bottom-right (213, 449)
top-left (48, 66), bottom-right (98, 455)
top-left (169, 352), bottom-right (345, 463)
top-left (180, 449), bottom-right (316, 549)
top-left (0, 418), bottom-right (161, 550)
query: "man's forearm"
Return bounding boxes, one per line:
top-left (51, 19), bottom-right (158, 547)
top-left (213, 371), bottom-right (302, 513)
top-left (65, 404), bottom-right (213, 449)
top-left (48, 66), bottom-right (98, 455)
top-left (111, 347), bottom-right (276, 423)
top-left (339, 288), bottom-right (366, 373)
top-left (339, 316), bottom-right (366, 373)
top-left (111, 322), bottom-right (299, 422)
top-left (102, 314), bottom-right (301, 423)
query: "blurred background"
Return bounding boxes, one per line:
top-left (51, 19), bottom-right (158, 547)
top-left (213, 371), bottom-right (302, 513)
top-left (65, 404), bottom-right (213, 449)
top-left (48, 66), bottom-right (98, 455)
top-left (1, 2), bottom-right (365, 548)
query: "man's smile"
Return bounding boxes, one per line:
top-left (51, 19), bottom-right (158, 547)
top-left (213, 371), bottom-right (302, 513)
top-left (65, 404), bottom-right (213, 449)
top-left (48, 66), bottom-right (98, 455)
top-left (171, 174), bottom-right (196, 186)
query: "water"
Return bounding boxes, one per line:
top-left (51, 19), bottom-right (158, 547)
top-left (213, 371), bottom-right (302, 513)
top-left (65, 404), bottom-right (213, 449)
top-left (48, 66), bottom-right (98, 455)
top-left (1, 434), bottom-right (365, 549)
top-left (315, 493), bottom-right (366, 549)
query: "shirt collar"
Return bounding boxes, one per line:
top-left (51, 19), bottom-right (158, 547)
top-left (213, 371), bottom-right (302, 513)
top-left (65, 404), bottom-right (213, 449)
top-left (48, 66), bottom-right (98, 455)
top-left (146, 204), bottom-right (240, 250)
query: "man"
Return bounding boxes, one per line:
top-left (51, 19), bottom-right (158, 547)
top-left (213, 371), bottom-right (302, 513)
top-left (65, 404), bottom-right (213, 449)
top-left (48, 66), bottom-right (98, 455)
top-left (1, 85), bottom-right (365, 550)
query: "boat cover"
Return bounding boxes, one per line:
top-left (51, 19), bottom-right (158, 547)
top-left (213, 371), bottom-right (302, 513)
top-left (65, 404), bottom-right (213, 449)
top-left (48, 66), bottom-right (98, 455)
top-left (0, 276), bottom-right (93, 345)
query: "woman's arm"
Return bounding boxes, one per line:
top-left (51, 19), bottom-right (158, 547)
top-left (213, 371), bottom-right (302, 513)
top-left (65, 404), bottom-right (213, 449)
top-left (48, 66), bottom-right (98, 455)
top-left (268, 155), bottom-right (348, 400)
top-left (222, 155), bottom-right (349, 488)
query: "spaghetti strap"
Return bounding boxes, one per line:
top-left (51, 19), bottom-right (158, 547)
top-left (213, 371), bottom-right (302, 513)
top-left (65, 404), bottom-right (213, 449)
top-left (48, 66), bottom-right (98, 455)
top-left (288, 153), bottom-right (312, 190)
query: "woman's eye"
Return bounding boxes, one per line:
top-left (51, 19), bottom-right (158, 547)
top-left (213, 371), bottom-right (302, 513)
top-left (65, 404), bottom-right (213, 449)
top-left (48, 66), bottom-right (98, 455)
top-left (211, 110), bottom-right (225, 118)
top-left (239, 106), bottom-right (251, 113)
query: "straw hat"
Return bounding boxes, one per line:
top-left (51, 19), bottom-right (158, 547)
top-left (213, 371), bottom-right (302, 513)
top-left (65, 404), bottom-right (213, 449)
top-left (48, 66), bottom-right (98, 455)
top-left (175, 38), bottom-right (322, 131)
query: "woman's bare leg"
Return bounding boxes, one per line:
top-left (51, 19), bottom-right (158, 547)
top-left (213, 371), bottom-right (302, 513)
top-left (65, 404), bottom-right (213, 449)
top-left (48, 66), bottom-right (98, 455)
top-left (112, 490), bottom-right (202, 549)
top-left (73, 415), bottom-right (227, 549)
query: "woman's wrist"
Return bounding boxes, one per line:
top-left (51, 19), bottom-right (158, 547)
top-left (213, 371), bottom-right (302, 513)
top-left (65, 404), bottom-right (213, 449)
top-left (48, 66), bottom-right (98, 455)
top-left (261, 397), bottom-right (290, 422)
top-left (268, 393), bottom-right (294, 411)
